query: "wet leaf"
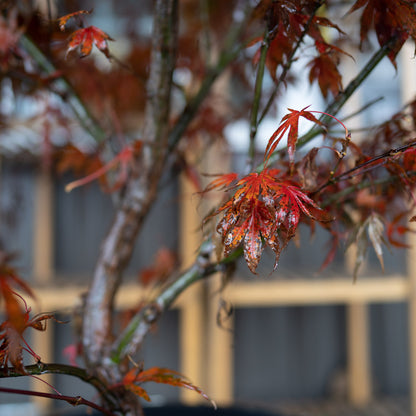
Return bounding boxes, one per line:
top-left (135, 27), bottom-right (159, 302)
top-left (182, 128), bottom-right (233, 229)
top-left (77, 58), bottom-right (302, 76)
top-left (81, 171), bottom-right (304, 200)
top-left (207, 169), bottom-right (332, 273)
top-left (66, 26), bottom-right (113, 59)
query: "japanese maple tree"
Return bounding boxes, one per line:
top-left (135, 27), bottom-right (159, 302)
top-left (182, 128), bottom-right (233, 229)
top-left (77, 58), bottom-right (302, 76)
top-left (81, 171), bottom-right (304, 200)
top-left (0, 0), bottom-right (416, 415)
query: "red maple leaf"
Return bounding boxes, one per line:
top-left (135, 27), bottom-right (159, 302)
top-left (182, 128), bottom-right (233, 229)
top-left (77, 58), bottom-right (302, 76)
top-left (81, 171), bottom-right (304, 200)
top-left (0, 309), bottom-right (55, 374)
top-left (66, 26), bottom-right (113, 59)
top-left (308, 53), bottom-right (342, 99)
top-left (211, 169), bottom-right (332, 273)
top-left (58, 10), bottom-right (92, 31)
top-left (0, 255), bottom-right (58, 373)
top-left (264, 106), bottom-right (323, 168)
top-left (121, 366), bottom-right (215, 406)
top-left (348, 0), bottom-right (416, 66)
top-left (64, 141), bottom-right (142, 193)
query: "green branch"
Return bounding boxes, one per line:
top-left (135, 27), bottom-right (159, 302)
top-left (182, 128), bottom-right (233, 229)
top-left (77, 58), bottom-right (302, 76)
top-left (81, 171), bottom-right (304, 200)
top-left (262, 38), bottom-right (397, 168)
top-left (248, 29), bottom-right (269, 170)
top-left (0, 362), bottom-right (119, 411)
top-left (111, 240), bottom-right (217, 363)
top-left (168, 5), bottom-right (251, 151)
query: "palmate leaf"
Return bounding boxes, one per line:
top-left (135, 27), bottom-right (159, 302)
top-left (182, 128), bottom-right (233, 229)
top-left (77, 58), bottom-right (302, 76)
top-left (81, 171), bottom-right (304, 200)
top-left (66, 26), bottom-right (114, 59)
top-left (348, 0), bottom-right (416, 66)
top-left (308, 53), bottom-right (342, 99)
top-left (0, 307), bottom-right (55, 373)
top-left (122, 367), bottom-right (215, 407)
top-left (264, 106), bottom-right (323, 169)
top-left (209, 169), bottom-right (332, 273)
top-left (0, 256), bottom-right (57, 373)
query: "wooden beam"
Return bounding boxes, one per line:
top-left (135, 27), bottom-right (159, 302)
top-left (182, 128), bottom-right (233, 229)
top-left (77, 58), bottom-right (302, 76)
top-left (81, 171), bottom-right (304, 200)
top-left (224, 276), bottom-right (408, 307)
top-left (33, 170), bottom-right (54, 284)
top-left (206, 276), bottom-right (234, 405)
top-left (347, 302), bottom-right (372, 405)
top-left (178, 173), bottom-right (206, 404)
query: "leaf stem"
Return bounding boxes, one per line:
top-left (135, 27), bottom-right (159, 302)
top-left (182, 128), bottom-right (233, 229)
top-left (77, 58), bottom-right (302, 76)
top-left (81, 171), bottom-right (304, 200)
top-left (167, 6), bottom-right (250, 152)
top-left (314, 140), bottom-right (416, 194)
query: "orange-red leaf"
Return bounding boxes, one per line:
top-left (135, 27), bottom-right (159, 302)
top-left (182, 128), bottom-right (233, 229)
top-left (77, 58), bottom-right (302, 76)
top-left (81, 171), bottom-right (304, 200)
top-left (123, 367), bottom-right (215, 407)
top-left (65, 142), bottom-right (142, 193)
top-left (210, 169), bottom-right (332, 273)
top-left (58, 10), bottom-right (91, 31)
top-left (264, 106), bottom-right (323, 168)
top-left (66, 26), bottom-right (113, 59)
top-left (202, 172), bottom-right (239, 193)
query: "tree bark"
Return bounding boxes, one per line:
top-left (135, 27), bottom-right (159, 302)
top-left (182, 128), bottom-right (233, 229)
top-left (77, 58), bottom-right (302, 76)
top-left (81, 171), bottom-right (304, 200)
top-left (81, 0), bottom-right (178, 399)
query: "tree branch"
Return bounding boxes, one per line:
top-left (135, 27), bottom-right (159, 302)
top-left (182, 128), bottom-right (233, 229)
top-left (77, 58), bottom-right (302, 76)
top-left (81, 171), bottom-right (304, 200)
top-left (247, 29), bottom-right (269, 171)
top-left (82, 0), bottom-right (178, 372)
top-left (111, 240), bottom-right (216, 362)
top-left (0, 386), bottom-right (117, 416)
top-left (1, 363), bottom-right (112, 398)
top-left (109, 37), bottom-right (402, 361)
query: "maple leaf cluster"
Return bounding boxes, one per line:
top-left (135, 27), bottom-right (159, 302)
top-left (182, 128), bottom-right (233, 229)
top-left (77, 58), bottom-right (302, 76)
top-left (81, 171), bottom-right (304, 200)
top-left (213, 169), bottom-right (331, 273)
top-left (250, 0), bottom-right (348, 98)
top-left (349, 0), bottom-right (416, 66)
top-left (207, 108), bottom-right (335, 273)
top-left (58, 10), bottom-right (113, 59)
top-left (0, 256), bottom-right (54, 374)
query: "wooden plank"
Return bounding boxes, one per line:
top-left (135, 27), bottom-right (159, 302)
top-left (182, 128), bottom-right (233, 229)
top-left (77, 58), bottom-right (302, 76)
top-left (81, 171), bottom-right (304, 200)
top-left (346, 302), bottom-right (371, 406)
top-left (206, 275), bottom-right (234, 405)
top-left (224, 276), bottom-right (408, 307)
top-left (31, 315), bottom-right (54, 414)
top-left (26, 282), bottom-right (186, 313)
top-left (400, 40), bottom-right (416, 416)
top-left (407, 225), bottom-right (416, 416)
top-left (33, 171), bottom-right (54, 284)
top-left (178, 173), bottom-right (206, 404)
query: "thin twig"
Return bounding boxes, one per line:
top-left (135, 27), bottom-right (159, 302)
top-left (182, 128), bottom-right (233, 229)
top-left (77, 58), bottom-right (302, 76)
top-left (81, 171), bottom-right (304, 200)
top-left (263, 37), bottom-right (398, 168)
top-left (0, 362), bottom-right (118, 408)
top-left (0, 386), bottom-right (117, 416)
top-left (248, 28), bottom-right (270, 171)
top-left (314, 140), bottom-right (416, 194)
